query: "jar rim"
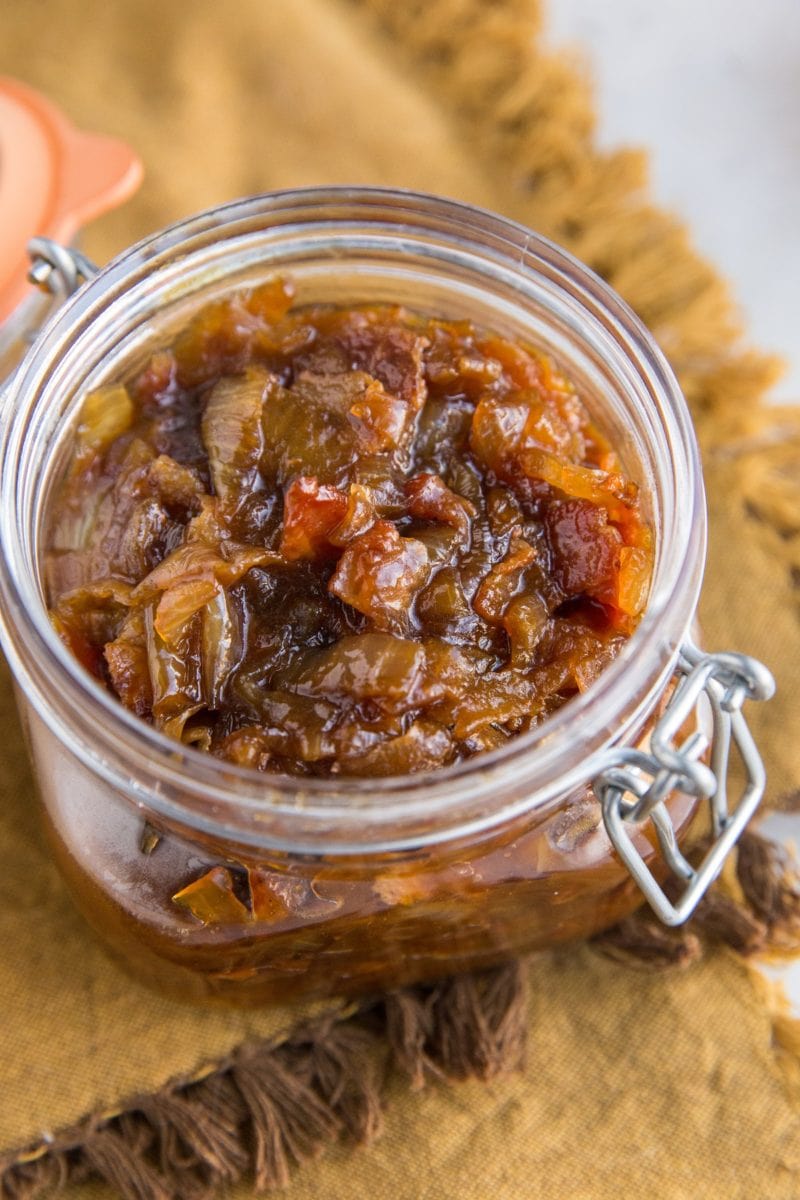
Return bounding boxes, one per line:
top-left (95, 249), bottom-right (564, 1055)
top-left (0, 186), bottom-right (706, 853)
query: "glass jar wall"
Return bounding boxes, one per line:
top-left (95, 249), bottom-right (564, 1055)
top-left (0, 190), bottom-right (705, 1005)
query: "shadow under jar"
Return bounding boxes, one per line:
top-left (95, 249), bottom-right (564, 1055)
top-left (0, 189), bottom-right (762, 1006)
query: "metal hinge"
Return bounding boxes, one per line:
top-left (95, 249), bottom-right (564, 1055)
top-left (27, 237), bottom-right (99, 300)
top-left (594, 643), bottom-right (775, 926)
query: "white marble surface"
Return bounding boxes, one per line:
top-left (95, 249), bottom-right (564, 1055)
top-left (546, 0), bottom-right (800, 401)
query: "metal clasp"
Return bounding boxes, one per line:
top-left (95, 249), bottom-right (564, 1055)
top-left (594, 643), bottom-right (775, 926)
top-left (27, 237), bottom-right (99, 301)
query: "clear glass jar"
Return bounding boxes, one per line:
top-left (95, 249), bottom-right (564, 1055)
top-left (0, 189), bottom-right (762, 1005)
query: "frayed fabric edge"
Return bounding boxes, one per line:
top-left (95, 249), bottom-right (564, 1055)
top-left (0, 961), bottom-right (529, 1200)
top-left (6, 824), bottom-right (800, 1199)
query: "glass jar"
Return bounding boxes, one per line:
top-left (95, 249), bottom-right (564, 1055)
top-left (0, 189), bottom-right (773, 1006)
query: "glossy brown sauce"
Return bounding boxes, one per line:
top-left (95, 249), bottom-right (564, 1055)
top-left (39, 278), bottom-right (670, 1001)
top-left (47, 278), bottom-right (652, 778)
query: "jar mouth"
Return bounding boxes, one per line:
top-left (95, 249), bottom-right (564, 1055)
top-left (0, 187), bottom-right (706, 852)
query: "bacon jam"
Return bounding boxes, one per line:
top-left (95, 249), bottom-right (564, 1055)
top-left (37, 278), bottom-right (680, 1003)
top-left (46, 278), bottom-right (652, 780)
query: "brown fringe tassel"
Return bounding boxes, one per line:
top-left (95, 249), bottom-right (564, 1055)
top-left (137, 1082), bottom-right (249, 1193)
top-left (346, 0), bottom-right (800, 612)
top-left (4, 4), bottom-right (799, 1198)
top-left (592, 829), bottom-right (797, 969)
top-left (5, 839), bottom-right (799, 1200)
top-left (0, 961), bottom-right (525, 1200)
top-left (346, 0), bottom-right (784, 414)
top-left (590, 911), bottom-right (704, 972)
top-left (737, 830), bottom-right (800, 943)
top-left (382, 959), bottom-right (528, 1087)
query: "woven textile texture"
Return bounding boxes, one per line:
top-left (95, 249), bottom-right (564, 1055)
top-left (0, 1), bottom-right (798, 1197)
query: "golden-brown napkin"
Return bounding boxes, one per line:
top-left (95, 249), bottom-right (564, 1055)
top-left (1, 1), bottom-right (798, 1196)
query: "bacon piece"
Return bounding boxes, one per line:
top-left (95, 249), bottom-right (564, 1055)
top-left (280, 477), bottom-right (349, 561)
top-left (328, 520), bottom-right (429, 632)
top-left (105, 609), bottom-right (152, 715)
top-left (405, 473), bottom-right (477, 548)
top-left (173, 278), bottom-right (295, 387)
top-left (329, 312), bottom-right (427, 408)
top-left (293, 370), bottom-right (410, 452)
top-left (544, 500), bottom-right (622, 606)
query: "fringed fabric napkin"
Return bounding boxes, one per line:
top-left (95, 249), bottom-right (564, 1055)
top-left (1, 1), bottom-right (799, 1197)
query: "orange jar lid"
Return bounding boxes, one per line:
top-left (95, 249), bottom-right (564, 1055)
top-left (0, 77), bottom-right (142, 324)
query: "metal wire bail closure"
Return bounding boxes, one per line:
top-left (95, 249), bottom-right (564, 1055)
top-left (27, 237), bottom-right (99, 300)
top-left (594, 643), bottom-right (776, 926)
